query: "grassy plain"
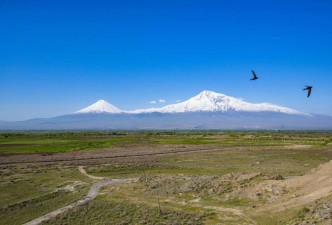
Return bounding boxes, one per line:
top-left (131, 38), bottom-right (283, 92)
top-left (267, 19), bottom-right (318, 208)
top-left (0, 164), bottom-right (91, 224)
top-left (1, 131), bottom-right (331, 153)
top-left (1, 131), bottom-right (332, 224)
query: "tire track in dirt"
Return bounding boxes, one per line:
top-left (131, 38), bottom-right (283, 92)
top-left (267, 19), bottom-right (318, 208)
top-left (78, 166), bottom-right (104, 180)
top-left (0, 147), bottom-right (236, 165)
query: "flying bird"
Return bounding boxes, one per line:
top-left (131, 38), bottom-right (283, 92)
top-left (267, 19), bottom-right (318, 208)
top-left (250, 70), bottom-right (258, 80)
top-left (303, 86), bottom-right (313, 98)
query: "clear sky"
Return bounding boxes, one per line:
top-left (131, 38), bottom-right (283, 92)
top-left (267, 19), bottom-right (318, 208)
top-left (1, 0), bottom-right (332, 121)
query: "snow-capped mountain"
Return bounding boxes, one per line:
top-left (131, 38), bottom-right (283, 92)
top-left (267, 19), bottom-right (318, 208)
top-left (74, 100), bottom-right (121, 114)
top-left (2, 90), bottom-right (332, 130)
top-left (132, 90), bottom-right (308, 115)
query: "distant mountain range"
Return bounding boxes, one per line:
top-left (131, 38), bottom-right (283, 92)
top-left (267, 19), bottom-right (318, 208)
top-left (1, 90), bottom-right (332, 130)
top-left (74, 90), bottom-right (307, 115)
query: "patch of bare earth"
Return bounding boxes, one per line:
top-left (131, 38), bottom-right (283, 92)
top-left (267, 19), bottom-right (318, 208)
top-left (251, 160), bottom-right (332, 213)
top-left (141, 160), bottom-right (332, 223)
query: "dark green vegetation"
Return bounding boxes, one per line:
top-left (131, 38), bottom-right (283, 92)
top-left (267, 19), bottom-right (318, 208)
top-left (0, 131), bottom-right (331, 153)
top-left (1, 131), bottom-right (332, 224)
top-left (0, 132), bottom-right (140, 153)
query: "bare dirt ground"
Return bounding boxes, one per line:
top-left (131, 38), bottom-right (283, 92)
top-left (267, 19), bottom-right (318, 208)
top-left (147, 161), bottom-right (332, 224)
top-left (78, 166), bottom-right (104, 180)
top-left (0, 144), bottom-right (304, 166)
top-left (252, 160), bottom-right (332, 213)
top-left (0, 145), bottom-right (238, 165)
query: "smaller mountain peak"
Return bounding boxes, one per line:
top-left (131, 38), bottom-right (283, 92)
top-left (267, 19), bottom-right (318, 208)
top-left (74, 99), bottom-right (121, 114)
top-left (94, 99), bottom-right (112, 106)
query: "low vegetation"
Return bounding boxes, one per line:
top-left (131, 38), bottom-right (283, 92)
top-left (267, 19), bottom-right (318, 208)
top-left (0, 131), bottom-right (331, 153)
top-left (0, 164), bottom-right (91, 224)
top-left (42, 198), bottom-right (205, 225)
top-left (1, 131), bottom-right (332, 224)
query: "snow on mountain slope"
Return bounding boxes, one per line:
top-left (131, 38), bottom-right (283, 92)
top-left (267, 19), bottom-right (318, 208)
top-left (73, 91), bottom-right (309, 116)
top-left (132, 90), bottom-right (309, 115)
top-left (74, 100), bottom-right (122, 114)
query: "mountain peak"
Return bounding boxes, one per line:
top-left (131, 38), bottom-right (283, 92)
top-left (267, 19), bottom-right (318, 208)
top-left (200, 90), bottom-right (217, 95)
top-left (132, 90), bottom-right (308, 115)
top-left (74, 90), bottom-right (309, 116)
top-left (74, 99), bottom-right (121, 114)
top-left (195, 90), bottom-right (226, 99)
top-left (96, 99), bottom-right (108, 103)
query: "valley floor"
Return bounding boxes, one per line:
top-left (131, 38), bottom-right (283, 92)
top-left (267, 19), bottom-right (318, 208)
top-left (1, 131), bottom-right (332, 224)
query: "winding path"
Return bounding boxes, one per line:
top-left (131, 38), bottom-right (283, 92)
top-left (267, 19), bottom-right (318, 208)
top-left (23, 167), bottom-right (137, 225)
top-left (78, 166), bottom-right (104, 180)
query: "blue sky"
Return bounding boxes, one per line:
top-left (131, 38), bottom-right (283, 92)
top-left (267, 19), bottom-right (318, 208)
top-left (1, 0), bottom-right (332, 121)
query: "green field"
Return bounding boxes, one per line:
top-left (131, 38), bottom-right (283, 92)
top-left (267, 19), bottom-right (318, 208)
top-left (1, 131), bottom-right (331, 153)
top-left (1, 131), bottom-right (332, 224)
top-left (0, 132), bottom-right (143, 153)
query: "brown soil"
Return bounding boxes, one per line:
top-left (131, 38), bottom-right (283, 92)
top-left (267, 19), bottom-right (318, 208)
top-left (0, 145), bottom-right (238, 166)
top-left (0, 144), bottom-right (37, 148)
top-left (252, 160), bottom-right (332, 213)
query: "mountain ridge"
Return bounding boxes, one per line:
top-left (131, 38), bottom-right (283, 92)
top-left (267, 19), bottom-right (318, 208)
top-left (74, 90), bottom-right (309, 116)
top-left (131, 90), bottom-right (308, 115)
top-left (1, 111), bottom-right (330, 130)
top-left (2, 90), bottom-right (330, 130)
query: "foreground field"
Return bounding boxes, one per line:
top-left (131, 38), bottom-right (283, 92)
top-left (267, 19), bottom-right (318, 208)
top-left (1, 131), bottom-right (332, 224)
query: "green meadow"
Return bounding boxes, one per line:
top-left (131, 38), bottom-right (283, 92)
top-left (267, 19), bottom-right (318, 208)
top-left (1, 131), bottom-right (331, 153)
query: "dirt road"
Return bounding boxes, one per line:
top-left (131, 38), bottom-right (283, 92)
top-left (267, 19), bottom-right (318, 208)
top-left (78, 166), bottom-right (104, 180)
